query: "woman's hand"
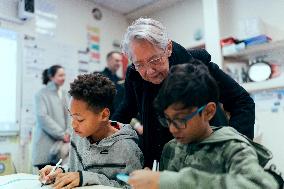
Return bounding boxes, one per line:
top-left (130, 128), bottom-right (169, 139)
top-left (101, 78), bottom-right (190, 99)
top-left (133, 123), bottom-right (143, 135)
top-left (53, 172), bottom-right (80, 189)
top-left (63, 133), bottom-right (70, 143)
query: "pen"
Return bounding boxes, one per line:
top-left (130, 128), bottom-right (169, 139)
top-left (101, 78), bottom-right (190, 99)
top-left (152, 160), bottom-right (159, 171)
top-left (41, 158), bottom-right (62, 187)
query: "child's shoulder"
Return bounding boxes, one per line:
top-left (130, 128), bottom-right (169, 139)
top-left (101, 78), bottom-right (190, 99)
top-left (110, 125), bottom-right (141, 151)
top-left (163, 139), bottom-right (178, 153)
top-left (206, 127), bottom-right (272, 166)
top-left (201, 126), bottom-right (251, 145)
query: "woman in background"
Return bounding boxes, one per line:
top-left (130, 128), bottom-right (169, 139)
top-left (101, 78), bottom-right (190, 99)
top-left (32, 65), bottom-right (70, 170)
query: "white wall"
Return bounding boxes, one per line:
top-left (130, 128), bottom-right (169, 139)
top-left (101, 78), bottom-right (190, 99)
top-left (0, 0), bottom-right (128, 173)
top-left (219, 0), bottom-right (284, 41)
top-left (1, 0), bottom-right (128, 71)
top-left (142, 0), bottom-right (284, 48)
top-left (146, 0), bottom-right (204, 48)
top-left (219, 0), bottom-right (284, 172)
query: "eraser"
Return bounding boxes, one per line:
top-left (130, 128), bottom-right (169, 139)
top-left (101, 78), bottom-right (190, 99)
top-left (116, 173), bottom-right (129, 183)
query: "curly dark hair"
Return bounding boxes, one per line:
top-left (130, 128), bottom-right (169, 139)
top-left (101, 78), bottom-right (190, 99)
top-left (154, 59), bottom-right (219, 113)
top-left (69, 73), bottom-right (116, 112)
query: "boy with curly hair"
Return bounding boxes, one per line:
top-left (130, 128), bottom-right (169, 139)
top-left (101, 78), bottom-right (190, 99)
top-left (39, 73), bottom-right (143, 189)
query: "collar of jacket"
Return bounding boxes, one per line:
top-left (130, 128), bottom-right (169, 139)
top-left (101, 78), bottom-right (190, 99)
top-left (103, 67), bottom-right (119, 78)
top-left (87, 124), bottom-right (138, 148)
top-left (176, 126), bottom-right (272, 167)
top-left (103, 67), bottom-right (113, 75)
top-left (169, 41), bottom-right (212, 68)
top-left (47, 81), bottom-right (59, 91)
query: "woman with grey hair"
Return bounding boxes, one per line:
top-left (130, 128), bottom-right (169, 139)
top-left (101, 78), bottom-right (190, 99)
top-left (112, 18), bottom-right (255, 168)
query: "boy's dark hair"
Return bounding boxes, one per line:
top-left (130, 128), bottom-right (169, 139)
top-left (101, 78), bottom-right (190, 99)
top-left (154, 60), bottom-right (219, 113)
top-left (69, 73), bottom-right (116, 112)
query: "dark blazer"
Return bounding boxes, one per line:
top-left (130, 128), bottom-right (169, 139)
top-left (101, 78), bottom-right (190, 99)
top-left (99, 68), bottom-right (124, 116)
top-left (112, 41), bottom-right (255, 167)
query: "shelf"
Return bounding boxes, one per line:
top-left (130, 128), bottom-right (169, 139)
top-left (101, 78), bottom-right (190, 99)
top-left (223, 40), bottom-right (284, 61)
top-left (241, 76), bottom-right (284, 93)
top-left (187, 41), bottom-right (205, 50)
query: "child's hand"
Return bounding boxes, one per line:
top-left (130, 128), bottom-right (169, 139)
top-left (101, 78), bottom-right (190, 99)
top-left (53, 172), bottom-right (80, 189)
top-left (63, 133), bottom-right (70, 143)
top-left (134, 123), bottom-right (143, 135)
top-left (128, 170), bottom-right (160, 189)
top-left (39, 165), bottom-right (63, 184)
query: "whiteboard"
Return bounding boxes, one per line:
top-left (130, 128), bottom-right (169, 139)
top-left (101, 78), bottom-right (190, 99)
top-left (0, 28), bottom-right (20, 135)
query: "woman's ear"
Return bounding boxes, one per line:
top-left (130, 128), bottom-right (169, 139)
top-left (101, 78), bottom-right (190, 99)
top-left (100, 108), bottom-right (110, 122)
top-left (167, 40), bottom-right (173, 57)
top-left (203, 102), bottom-right (216, 121)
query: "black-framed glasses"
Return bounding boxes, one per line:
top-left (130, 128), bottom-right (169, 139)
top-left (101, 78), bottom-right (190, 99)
top-left (158, 105), bottom-right (206, 129)
top-left (133, 50), bottom-right (167, 71)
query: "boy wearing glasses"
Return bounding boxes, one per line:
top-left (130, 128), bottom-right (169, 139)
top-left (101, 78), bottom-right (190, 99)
top-left (128, 61), bottom-right (278, 189)
top-left (39, 73), bottom-right (143, 189)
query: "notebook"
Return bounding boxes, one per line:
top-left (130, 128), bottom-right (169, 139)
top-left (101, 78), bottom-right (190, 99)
top-left (0, 173), bottom-right (119, 189)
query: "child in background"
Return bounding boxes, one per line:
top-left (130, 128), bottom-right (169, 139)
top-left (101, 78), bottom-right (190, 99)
top-left (39, 73), bottom-right (143, 189)
top-left (128, 61), bottom-right (279, 189)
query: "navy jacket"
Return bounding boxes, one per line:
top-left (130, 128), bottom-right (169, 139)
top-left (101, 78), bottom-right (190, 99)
top-left (98, 68), bottom-right (124, 117)
top-left (112, 41), bottom-right (255, 167)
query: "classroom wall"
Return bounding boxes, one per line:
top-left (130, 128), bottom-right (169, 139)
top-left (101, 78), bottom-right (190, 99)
top-left (146, 0), bottom-right (205, 49)
top-left (1, 0), bottom-right (128, 71)
top-left (0, 0), bottom-right (128, 173)
top-left (142, 0), bottom-right (284, 48)
top-left (219, 0), bottom-right (284, 172)
top-left (219, 0), bottom-right (284, 41)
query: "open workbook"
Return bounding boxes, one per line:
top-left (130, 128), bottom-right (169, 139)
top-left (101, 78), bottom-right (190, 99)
top-left (0, 173), bottom-right (119, 189)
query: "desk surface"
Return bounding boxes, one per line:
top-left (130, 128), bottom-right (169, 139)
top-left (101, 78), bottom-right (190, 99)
top-left (0, 173), bottom-right (119, 189)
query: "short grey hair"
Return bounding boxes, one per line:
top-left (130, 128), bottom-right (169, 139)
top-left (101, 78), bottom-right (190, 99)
top-left (121, 18), bottom-right (169, 60)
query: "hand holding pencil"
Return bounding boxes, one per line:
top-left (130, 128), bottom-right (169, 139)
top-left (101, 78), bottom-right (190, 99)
top-left (39, 159), bottom-right (63, 186)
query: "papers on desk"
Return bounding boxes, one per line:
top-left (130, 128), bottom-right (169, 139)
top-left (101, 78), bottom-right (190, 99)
top-left (0, 173), bottom-right (119, 189)
top-left (0, 173), bottom-right (51, 189)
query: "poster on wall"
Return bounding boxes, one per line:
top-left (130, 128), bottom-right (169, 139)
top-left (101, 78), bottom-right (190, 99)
top-left (87, 25), bottom-right (100, 64)
top-left (78, 49), bottom-right (89, 74)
